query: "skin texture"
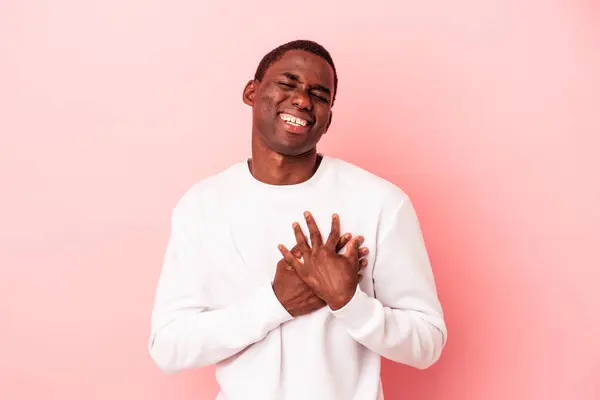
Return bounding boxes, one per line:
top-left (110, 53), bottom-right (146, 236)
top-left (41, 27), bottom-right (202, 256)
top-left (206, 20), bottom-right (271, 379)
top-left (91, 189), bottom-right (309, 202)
top-left (243, 49), bottom-right (366, 315)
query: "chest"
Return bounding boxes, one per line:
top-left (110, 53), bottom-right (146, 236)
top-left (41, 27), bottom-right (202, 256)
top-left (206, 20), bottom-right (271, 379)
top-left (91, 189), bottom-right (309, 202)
top-left (196, 194), bottom-right (380, 307)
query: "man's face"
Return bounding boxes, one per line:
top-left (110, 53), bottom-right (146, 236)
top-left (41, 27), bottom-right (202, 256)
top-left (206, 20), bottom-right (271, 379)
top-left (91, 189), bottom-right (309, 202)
top-left (243, 50), bottom-right (335, 156)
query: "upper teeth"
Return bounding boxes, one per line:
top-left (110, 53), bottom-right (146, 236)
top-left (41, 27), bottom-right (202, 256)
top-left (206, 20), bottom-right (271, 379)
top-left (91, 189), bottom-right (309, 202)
top-left (280, 113), bottom-right (308, 126)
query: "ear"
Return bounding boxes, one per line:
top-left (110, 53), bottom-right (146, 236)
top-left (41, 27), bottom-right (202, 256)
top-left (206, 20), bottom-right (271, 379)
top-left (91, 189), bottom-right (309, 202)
top-left (242, 80), bottom-right (257, 106)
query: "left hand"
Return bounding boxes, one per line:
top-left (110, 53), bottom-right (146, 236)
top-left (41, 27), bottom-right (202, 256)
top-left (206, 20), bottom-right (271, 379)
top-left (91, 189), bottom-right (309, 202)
top-left (278, 211), bottom-right (364, 310)
top-left (272, 232), bottom-right (355, 317)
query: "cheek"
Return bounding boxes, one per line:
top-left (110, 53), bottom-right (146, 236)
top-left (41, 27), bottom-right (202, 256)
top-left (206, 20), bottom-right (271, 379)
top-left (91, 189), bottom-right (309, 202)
top-left (315, 111), bottom-right (331, 128)
top-left (256, 92), bottom-right (280, 116)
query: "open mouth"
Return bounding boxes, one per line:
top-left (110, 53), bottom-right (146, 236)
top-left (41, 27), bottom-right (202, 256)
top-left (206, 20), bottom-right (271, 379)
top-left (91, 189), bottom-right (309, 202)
top-left (279, 113), bottom-right (311, 127)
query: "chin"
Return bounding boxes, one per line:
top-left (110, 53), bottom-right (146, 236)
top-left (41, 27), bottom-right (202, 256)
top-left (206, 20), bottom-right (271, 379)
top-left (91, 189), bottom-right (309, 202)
top-left (271, 135), bottom-right (314, 156)
top-left (257, 128), bottom-right (319, 156)
top-left (273, 144), bottom-right (311, 157)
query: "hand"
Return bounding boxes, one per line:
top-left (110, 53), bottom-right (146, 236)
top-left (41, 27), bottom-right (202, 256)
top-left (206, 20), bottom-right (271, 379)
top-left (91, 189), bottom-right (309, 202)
top-left (278, 212), bottom-right (365, 311)
top-left (273, 232), bottom-right (368, 317)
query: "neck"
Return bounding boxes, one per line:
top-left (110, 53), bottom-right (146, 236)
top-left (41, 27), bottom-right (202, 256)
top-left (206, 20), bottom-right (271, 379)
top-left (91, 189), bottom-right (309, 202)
top-left (248, 136), bottom-right (322, 186)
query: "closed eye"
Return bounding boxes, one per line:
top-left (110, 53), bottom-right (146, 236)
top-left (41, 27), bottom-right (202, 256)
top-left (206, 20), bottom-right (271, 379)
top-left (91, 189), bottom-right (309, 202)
top-left (312, 93), bottom-right (329, 103)
top-left (278, 81), bottom-right (329, 103)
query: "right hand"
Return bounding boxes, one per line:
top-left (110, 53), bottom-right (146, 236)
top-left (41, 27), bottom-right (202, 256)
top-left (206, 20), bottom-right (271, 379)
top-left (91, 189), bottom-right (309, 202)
top-left (273, 233), bottom-right (370, 317)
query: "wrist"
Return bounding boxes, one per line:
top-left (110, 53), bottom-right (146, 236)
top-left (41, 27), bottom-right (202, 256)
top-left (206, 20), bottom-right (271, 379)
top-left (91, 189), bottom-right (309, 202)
top-left (327, 288), bottom-right (356, 311)
top-left (272, 281), bottom-right (286, 306)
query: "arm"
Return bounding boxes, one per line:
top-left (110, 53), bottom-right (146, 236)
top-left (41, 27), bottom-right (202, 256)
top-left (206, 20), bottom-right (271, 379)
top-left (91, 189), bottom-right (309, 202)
top-left (148, 202), bottom-right (293, 374)
top-left (329, 195), bottom-right (447, 369)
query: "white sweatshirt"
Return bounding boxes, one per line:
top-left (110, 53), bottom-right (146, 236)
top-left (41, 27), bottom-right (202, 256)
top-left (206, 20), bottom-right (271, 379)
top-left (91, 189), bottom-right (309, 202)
top-left (148, 155), bottom-right (447, 400)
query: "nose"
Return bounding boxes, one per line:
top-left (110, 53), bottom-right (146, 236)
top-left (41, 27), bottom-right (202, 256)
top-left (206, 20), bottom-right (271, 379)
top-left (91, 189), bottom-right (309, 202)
top-left (291, 89), bottom-right (313, 111)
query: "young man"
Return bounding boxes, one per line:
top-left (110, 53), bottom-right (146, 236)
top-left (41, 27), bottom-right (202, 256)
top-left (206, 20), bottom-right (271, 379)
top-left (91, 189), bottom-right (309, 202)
top-left (148, 39), bottom-right (447, 400)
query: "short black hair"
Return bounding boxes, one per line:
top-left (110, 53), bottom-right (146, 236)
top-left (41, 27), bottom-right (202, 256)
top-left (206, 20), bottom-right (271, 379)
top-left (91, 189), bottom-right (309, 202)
top-left (254, 39), bottom-right (338, 105)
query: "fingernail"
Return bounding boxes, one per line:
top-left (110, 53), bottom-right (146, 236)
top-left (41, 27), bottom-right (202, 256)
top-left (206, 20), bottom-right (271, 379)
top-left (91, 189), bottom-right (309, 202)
top-left (344, 233), bottom-right (351, 239)
top-left (303, 211), bottom-right (310, 218)
top-left (332, 213), bottom-right (338, 219)
top-left (359, 236), bottom-right (365, 243)
top-left (292, 222), bottom-right (300, 228)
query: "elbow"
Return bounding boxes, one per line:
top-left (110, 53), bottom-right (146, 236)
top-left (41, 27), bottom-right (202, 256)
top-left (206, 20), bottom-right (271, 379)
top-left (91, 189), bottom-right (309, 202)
top-left (412, 324), bottom-right (447, 370)
top-left (411, 351), bottom-right (441, 370)
top-left (148, 328), bottom-right (214, 374)
top-left (149, 338), bottom-right (180, 374)
top-left (400, 347), bottom-right (440, 370)
top-left (389, 321), bottom-right (446, 370)
top-left (148, 331), bottom-right (188, 374)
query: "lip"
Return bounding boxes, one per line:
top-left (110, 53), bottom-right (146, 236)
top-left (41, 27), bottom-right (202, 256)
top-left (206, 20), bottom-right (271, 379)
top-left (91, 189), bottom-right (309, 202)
top-left (278, 116), bottom-right (311, 135)
top-left (278, 110), bottom-right (314, 126)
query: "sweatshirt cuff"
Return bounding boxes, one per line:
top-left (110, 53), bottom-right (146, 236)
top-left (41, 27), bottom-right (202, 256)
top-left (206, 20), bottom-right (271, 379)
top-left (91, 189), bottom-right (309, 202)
top-left (329, 286), bottom-right (379, 334)
top-left (252, 283), bottom-right (294, 327)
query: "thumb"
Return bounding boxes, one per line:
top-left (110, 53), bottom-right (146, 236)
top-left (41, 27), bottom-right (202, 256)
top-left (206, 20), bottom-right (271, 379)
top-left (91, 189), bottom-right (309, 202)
top-left (345, 236), bottom-right (364, 258)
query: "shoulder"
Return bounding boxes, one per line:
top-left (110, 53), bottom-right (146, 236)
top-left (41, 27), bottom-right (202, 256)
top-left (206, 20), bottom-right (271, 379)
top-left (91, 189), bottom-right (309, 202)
top-left (327, 156), bottom-right (409, 209)
top-left (171, 161), bottom-right (245, 218)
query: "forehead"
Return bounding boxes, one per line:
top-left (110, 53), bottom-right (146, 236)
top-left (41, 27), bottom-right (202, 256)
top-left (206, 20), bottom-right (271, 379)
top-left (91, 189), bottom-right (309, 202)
top-left (264, 50), bottom-right (334, 87)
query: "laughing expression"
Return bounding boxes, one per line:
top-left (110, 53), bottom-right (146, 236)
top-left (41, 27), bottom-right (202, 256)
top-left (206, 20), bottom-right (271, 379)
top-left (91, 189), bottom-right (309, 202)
top-left (243, 50), bottom-right (335, 156)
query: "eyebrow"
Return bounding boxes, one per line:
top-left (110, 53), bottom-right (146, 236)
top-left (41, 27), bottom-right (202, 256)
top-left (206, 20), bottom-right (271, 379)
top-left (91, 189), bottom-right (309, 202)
top-left (280, 72), bottom-right (331, 96)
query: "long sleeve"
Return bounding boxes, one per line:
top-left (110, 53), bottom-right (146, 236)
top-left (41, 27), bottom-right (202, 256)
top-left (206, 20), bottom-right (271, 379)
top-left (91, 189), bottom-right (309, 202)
top-left (148, 200), bottom-right (293, 374)
top-left (330, 194), bottom-right (447, 369)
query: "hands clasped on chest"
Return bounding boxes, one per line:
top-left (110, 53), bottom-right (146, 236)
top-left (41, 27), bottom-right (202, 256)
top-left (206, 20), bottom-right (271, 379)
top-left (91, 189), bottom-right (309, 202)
top-left (273, 211), bottom-right (369, 316)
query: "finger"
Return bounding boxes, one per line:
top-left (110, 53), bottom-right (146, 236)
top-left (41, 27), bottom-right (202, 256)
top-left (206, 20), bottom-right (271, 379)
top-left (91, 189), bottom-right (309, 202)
top-left (335, 233), bottom-right (352, 253)
top-left (284, 260), bottom-right (294, 271)
top-left (290, 244), bottom-right (304, 259)
top-left (304, 211), bottom-right (323, 247)
top-left (358, 247), bottom-right (369, 259)
top-left (290, 243), bottom-right (299, 254)
top-left (325, 213), bottom-right (341, 249)
top-left (278, 244), bottom-right (303, 270)
top-left (345, 236), bottom-right (364, 259)
top-left (292, 222), bottom-right (311, 253)
top-left (359, 258), bottom-right (368, 269)
top-left (291, 247), bottom-right (302, 259)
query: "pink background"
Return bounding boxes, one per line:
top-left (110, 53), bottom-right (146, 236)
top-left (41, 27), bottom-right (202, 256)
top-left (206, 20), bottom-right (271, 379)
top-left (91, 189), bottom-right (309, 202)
top-left (1, 1), bottom-right (599, 399)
